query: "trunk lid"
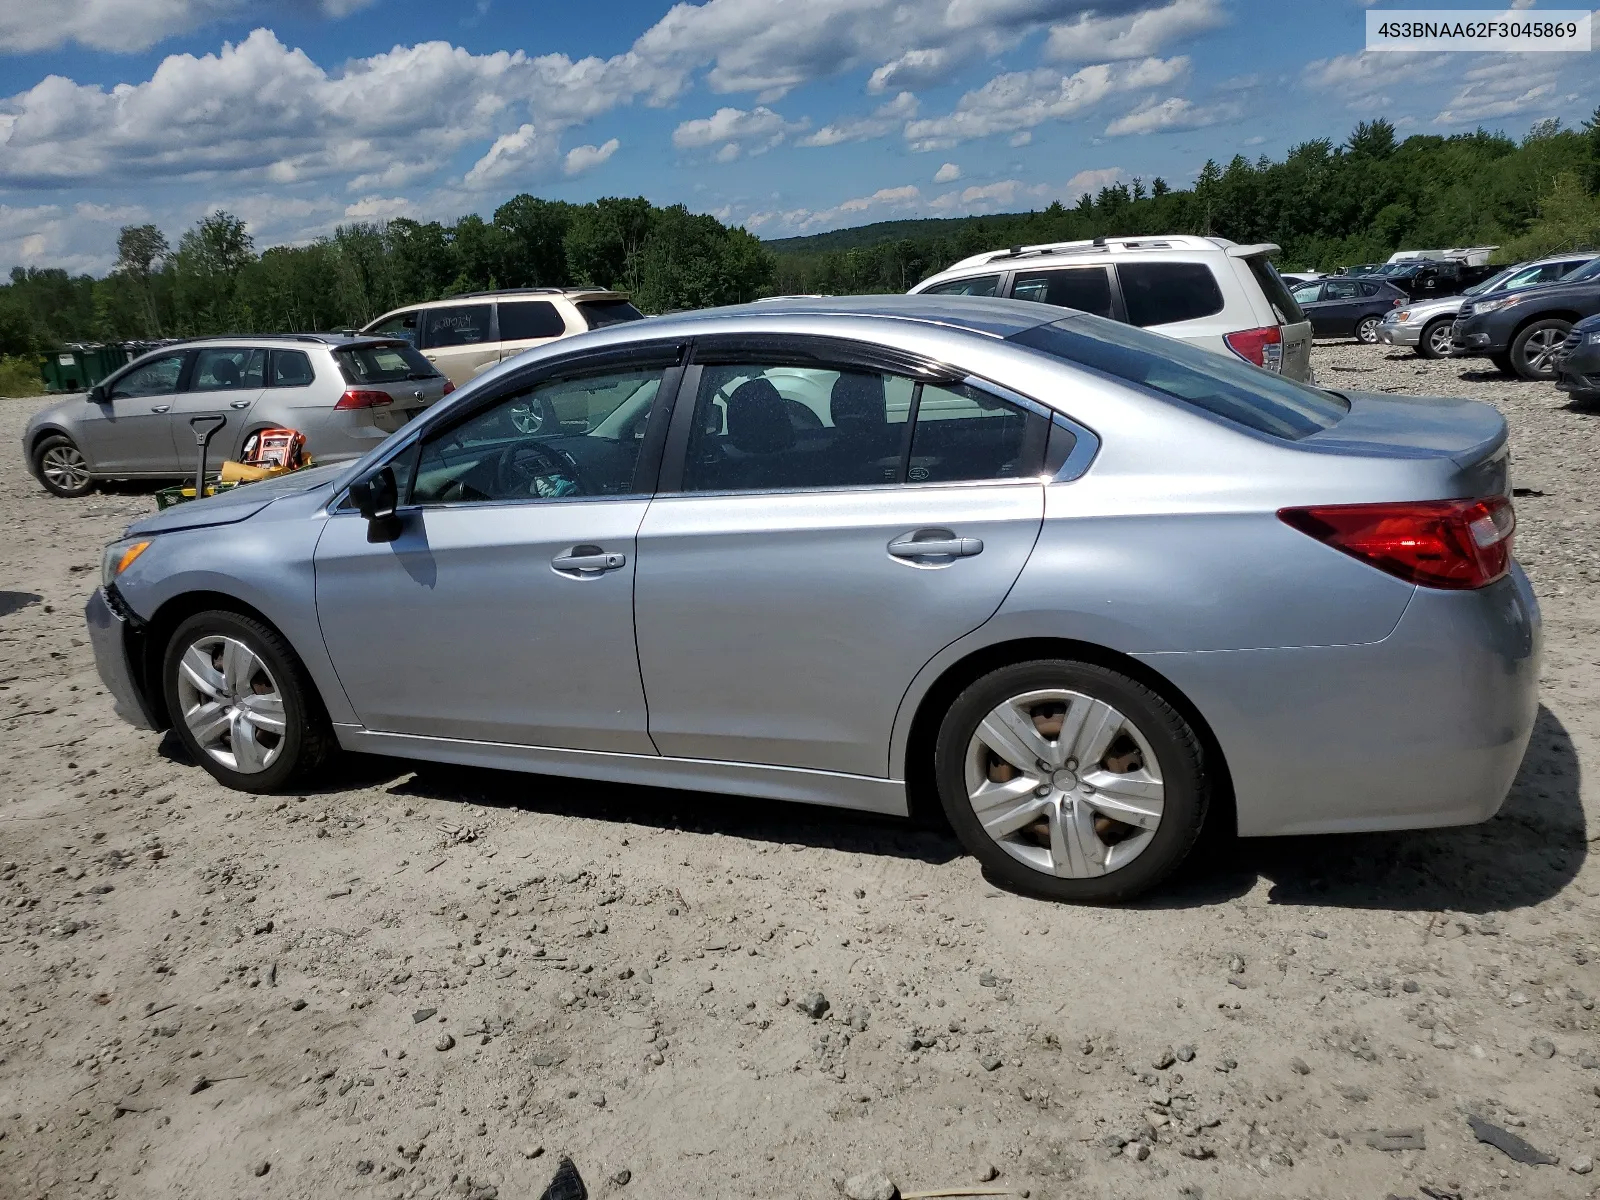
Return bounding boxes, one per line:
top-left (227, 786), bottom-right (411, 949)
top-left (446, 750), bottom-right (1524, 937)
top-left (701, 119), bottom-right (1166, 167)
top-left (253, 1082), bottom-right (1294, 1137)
top-left (1301, 389), bottom-right (1509, 494)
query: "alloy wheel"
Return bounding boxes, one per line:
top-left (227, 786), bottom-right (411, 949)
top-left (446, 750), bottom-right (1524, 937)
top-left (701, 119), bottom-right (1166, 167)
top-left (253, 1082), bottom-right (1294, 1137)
top-left (40, 443), bottom-right (89, 491)
top-left (1356, 317), bottom-right (1380, 344)
top-left (174, 635), bottom-right (286, 774)
top-left (1427, 323), bottom-right (1453, 356)
top-left (508, 399), bottom-right (545, 435)
top-left (1521, 328), bottom-right (1564, 376)
top-left (964, 688), bottom-right (1164, 879)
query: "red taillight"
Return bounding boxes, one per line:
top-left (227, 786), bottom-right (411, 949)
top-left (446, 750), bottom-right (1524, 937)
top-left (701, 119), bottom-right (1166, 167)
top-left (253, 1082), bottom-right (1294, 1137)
top-left (1392, 297), bottom-right (1404, 307)
top-left (1278, 496), bottom-right (1515, 590)
top-left (1224, 325), bottom-right (1283, 372)
top-left (441, 379), bottom-right (456, 396)
top-left (334, 388), bottom-right (393, 410)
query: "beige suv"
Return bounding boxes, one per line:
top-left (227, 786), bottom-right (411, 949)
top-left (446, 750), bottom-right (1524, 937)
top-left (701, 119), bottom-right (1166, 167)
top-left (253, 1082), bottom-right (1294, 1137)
top-left (359, 288), bottom-right (644, 386)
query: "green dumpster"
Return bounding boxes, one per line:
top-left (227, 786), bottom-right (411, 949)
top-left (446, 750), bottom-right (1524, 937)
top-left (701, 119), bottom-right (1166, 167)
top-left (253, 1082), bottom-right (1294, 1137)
top-left (37, 344), bottom-right (136, 393)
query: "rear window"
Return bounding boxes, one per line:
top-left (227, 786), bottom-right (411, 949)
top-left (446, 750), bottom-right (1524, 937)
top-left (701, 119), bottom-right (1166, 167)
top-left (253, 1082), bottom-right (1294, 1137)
top-left (336, 341), bottom-right (438, 384)
top-left (498, 300), bottom-right (566, 340)
top-left (576, 298), bottom-right (645, 329)
top-left (1010, 267), bottom-right (1114, 318)
top-left (1116, 261), bottom-right (1224, 326)
top-left (922, 274), bottom-right (1002, 297)
top-left (1011, 316), bottom-right (1348, 440)
top-left (1245, 255), bottom-right (1305, 324)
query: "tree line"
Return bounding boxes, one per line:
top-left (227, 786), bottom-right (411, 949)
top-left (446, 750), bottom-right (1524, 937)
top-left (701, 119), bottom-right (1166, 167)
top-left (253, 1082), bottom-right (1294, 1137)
top-left (2, 111), bottom-right (1598, 366)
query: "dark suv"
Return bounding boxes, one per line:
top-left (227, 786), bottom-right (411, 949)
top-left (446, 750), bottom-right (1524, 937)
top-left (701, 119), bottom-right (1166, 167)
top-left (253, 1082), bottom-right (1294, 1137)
top-left (1452, 256), bottom-right (1600, 380)
top-left (1555, 312), bottom-right (1600, 403)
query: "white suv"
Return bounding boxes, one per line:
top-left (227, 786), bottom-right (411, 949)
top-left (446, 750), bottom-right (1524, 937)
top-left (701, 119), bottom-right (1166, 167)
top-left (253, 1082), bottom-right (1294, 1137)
top-left (360, 288), bottom-right (645, 387)
top-left (909, 235), bottom-right (1313, 381)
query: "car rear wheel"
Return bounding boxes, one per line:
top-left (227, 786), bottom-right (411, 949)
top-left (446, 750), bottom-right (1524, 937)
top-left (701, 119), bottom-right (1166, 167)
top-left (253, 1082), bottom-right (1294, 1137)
top-left (1417, 318), bottom-right (1454, 359)
top-left (33, 434), bottom-right (93, 497)
top-left (162, 610), bottom-right (335, 793)
top-left (1354, 315), bottom-right (1381, 344)
top-left (934, 659), bottom-right (1210, 902)
top-left (1510, 319), bottom-right (1571, 381)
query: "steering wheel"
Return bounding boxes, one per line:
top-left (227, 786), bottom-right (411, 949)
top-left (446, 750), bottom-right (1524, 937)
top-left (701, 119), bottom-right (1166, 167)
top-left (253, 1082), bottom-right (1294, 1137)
top-left (493, 440), bottom-right (586, 499)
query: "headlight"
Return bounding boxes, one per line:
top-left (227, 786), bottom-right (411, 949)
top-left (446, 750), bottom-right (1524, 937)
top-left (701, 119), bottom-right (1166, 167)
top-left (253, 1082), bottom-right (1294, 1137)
top-left (1392, 310), bottom-right (1411, 323)
top-left (1471, 295), bottom-right (1520, 314)
top-left (102, 538), bottom-right (151, 587)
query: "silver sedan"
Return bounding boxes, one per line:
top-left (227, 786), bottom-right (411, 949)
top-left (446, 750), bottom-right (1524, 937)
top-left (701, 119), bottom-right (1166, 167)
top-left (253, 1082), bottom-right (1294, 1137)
top-left (84, 297), bottom-right (1540, 901)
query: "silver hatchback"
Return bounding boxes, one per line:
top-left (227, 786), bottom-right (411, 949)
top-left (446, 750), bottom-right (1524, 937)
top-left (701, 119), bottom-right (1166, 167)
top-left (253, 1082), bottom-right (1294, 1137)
top-left (84, 297), bottom-right (1539, 901)
top-left (24, 335), bottom-right (452, 496)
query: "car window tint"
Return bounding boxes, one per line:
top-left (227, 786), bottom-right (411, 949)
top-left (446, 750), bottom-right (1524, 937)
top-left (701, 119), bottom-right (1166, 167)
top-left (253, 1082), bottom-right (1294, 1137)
top-left (1290, 284), bottom-right (1323, 304)
top-left (411, 367), bottom-right (663, 505)
top-left (906, 383), bottom-right (1031, 483)
top-left (1323, 279), bottom-right (1361, 300)
top-left (368, 310), bottom-right (420, 346)
top-left (576, 299), bottom-right (645, 329)
top-left (1116, 262), bottom-right (1224, 326)
top-left (337, 342), bottom-right (436, 384)
top-left (1358, 282), bottom-right (1381, 297)
top-left (190, 348), bottom-right (264, 391)
top-left (1010, 268), bottom-right (1114, 317)
top-left (268, 350), bottom-right (314, 388)
top-left (420, 304), bottom-right (493, 349)
top-left (682, 364), bottom-right (912, 492)
top-left (110, 353), bottom-right (186, 398)
top-left (497, 300), bottom-right (565, 341)
top-left (922, 274), bottom-right (1002, 297)
top-left (1244, 255), bottom-right (1304, 323)
top-left (1012, 316), bottom-right (1348, 440)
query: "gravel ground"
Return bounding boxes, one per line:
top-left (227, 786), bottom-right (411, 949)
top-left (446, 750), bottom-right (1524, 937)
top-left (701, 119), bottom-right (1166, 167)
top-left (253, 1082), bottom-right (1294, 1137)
top-left (1, 342), bottom-right (1597, 1200)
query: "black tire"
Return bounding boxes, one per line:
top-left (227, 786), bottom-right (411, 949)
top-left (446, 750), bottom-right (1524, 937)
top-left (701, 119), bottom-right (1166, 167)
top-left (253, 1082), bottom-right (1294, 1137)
top-left (933, 659), bottom-right (1210, 903)
top-left (1510, 319), bottom-right (1572, 381)
top-left (1488, 351), bottom-right (1515, 375)
top-left (32, 433), bottom-right (94, 497)
top-left (162, 610), bottom-right (336, 793)
top-left (1354, 315), bottom-right (1381, 344)
top-left (1416, 318), bottom-right (1454, 360)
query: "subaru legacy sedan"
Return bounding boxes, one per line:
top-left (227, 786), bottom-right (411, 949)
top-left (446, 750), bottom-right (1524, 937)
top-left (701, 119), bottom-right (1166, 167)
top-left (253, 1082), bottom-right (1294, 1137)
top-left (85, 297), bottom-right (1539, 902)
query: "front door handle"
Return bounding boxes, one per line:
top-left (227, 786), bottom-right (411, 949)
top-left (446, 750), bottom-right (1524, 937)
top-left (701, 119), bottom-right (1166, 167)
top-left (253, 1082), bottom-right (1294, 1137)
top-left (151, 404), bottom-right (170, 413)
top-left (888, 532), bottom-right (984, 560)
top-left (552, 546), bottom-right (627, 575)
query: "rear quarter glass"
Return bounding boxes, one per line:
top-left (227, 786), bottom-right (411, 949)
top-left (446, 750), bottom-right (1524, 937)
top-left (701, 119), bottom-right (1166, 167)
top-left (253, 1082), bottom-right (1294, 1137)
top-left (1116, 261), bottom-right (1225, 327)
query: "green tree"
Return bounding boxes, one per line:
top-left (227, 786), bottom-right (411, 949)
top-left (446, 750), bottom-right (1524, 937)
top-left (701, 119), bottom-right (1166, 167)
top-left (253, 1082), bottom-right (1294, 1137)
top-left (1347, 118), bottom-right (1397, 159)
top-left (172, 211), bottom-right (255, 334)
top-left (114, 223), bottom-right (169, 336)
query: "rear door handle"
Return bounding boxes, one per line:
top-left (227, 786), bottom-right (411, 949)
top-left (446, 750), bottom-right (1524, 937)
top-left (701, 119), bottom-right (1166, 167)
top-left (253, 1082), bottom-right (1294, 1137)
top-left (552, 546), bottom-right (627, 575)
top-left (229, 400), bottom-right (251, 409)
top-left (150, 404), bottom-right (170, 413)
top-left (888, 533), bottom-right (984, 559)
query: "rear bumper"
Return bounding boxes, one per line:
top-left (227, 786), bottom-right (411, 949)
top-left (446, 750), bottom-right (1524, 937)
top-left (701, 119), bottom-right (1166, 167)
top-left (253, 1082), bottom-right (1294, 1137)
top-left (85, 586), bottom-right (160, 731)
top-left (1140, 566), bottom-right (1541, 838)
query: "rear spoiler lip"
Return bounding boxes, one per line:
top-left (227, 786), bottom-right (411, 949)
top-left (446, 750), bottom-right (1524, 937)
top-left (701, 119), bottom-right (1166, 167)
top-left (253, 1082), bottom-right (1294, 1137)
top-left (1227, 243), bottom-right (1282, 258)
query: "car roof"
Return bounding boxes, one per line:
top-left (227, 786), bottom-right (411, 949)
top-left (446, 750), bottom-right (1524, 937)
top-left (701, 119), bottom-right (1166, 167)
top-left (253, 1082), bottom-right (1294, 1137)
top-left (136, 333), bottom-right (406, 352)
top-left (402, 288), bottom-right (625, 306)
top-left (634, 294), bottom-right (1061, 340)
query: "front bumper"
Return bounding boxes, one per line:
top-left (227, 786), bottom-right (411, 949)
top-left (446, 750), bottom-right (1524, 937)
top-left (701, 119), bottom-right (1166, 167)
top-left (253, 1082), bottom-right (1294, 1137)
top-left (1375, 322), bottom-right (1421, 347)
top-left (1555, 346), bottom-right (1600, 393)
top-left (1450, 315), bottom-right (1510, 356)
top-left (85, 586), bottom-right (160, 731)
top-left (1141, 565), bottom-right (1541, 838)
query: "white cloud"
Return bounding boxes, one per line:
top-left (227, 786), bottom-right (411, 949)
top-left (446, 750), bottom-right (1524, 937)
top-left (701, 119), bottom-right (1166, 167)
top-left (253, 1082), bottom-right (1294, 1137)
top-left (464, 123), bottom-right (560, 189)
top-left (343, 195), bottom-right (411, 221)
top-left (934, 161), bottom-right (962, 183)
top-left (563, 138), bottom-right (620, 176)
top-left (673, 105), bottom-right (807, 158)
top-left (904, 55), bottom-right (1187, 149)
top-left (1009, 131), bottom-right (1034, 147)
top-left (1063, 166), bottom-right (1123, 198)
top-left (1045, 0), bottom-right (1225, 62)
top-left (1104, 94), bottom-right (1239, 135)
top-left (0, 200), bottom-right (144, 274)
top-left (798, 92), bottom-right (918, 147)
top-left (0, 0), bottom-right (378, 54)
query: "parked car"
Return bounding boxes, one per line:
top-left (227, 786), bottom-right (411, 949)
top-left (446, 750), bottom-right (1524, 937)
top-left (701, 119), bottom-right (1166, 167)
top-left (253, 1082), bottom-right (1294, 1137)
top-left (360, 288), bottom-right (645, 387)
top-left (24, 335), bottom-right (451, 498)
top-left (1340, 264), bottom-right (1385, 277)
top-left (1380, 259), bottom-right (1502, 300)
top-left (1377, 253), bottom-right (1598, 359)
top-left (1452, 256), bottom-right (1600, 379)
top-left (1554, 312), bottom-right (1600, 404)
top-left (86, 295), bottom-right (1537, 903)
top-left (1279, 271), bottom-right (1327, 286)
top-left (908, 235), bottom-right (1313, 381)
top-left (1289, 277), bottom-right (1408, 342)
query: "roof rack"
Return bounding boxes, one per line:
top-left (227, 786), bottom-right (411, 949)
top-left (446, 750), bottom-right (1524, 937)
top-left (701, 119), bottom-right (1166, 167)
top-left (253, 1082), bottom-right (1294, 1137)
top-left (453, 286), bottom-right (612, 299)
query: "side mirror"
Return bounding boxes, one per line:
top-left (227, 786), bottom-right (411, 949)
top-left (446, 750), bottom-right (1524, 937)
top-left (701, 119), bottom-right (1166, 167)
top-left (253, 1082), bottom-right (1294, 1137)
top-left (88, 385), bottom-right (108, 404)
top-left (348, 465), bottom-right (402, 542)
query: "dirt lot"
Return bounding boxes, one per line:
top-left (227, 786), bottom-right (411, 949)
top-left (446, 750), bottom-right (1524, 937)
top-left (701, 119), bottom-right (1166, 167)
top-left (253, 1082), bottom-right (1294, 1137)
top-left (1, 342), bottom-right (1597, 1200)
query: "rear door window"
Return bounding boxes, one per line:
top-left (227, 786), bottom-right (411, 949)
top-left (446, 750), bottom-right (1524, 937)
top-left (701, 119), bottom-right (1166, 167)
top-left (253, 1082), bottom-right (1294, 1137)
top-left (922, 274), bottom-right (1002, 297)
top-left (905, 382), bottom-right (1033, 483)
top-left (420, 304), bottom-right (493, 349)
top-left (576, 299), bottom-right (645, 329)
top-left (1009, 268), bottom-right (1114, 318)
top-left (1116, 262), bottom-right (1224, 326)
top-left (190, 347), bottom-right (265, 391)
top-left (268, 350), bottom-right (315, 388)
top-left (497, 300), bottom-right (566, 340)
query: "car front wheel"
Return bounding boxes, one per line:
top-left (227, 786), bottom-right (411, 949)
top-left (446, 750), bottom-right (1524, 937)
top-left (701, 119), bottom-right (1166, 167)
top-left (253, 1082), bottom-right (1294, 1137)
top-left (33, 434), bottom-right (94, 497)
top-left (934, 660), bottom-right (1210, 902)
top-left (1417, 318), bottom-right (1454, 359)
top-left (162, 610), bottom-right (335, 793)
top-left (1354, 315), bottom-right (1381, 344)
top-left (1510, 319), bottom-right (1571, 381)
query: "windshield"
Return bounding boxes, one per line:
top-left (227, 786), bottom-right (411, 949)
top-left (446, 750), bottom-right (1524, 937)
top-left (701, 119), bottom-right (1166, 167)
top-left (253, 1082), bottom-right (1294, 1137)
top-left (1011, 314), bottom-right (1348, 440)
top-left (1564, 258), bottom-right (1600, 284)
top-left (1466, 267), bottom-right (1519, 295)
top-left (336, 341), bottom-right (439, 384)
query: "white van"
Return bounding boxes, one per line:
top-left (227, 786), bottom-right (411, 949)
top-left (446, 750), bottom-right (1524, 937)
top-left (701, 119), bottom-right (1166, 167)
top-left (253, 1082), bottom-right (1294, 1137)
top-left (909, 235), bottom-right (1314, 382)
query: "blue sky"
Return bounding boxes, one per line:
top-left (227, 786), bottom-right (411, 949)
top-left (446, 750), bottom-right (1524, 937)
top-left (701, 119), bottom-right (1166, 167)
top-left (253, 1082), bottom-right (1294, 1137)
top-left (1, 0), bottom-right (1595, 275)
